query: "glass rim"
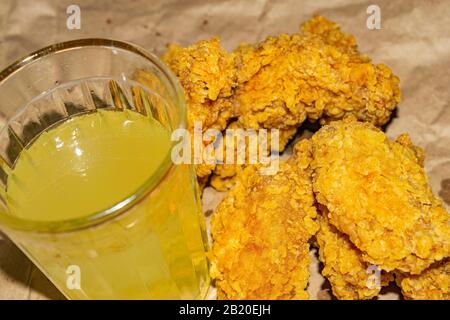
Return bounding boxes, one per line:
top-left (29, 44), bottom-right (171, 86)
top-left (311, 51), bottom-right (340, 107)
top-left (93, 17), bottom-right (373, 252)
top-left (0, 38), bottom-right (186, 234)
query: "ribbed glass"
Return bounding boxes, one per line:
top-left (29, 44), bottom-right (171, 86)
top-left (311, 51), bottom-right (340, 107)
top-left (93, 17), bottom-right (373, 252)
top-left (0, 39), bottom-right (209, 299)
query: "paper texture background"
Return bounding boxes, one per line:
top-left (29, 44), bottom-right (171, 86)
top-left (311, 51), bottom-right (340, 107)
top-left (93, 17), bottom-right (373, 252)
top-left (0, 0), bottom-right (449, 300)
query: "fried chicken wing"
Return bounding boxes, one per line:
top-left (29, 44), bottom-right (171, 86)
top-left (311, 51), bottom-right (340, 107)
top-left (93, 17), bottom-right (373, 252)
top-left (311, 118), bottom-right (450, 274)
top-left (316, 212), bottom-right (392, 300)
top-left (234, 16), bottom-right (400, 130)
top-left (396, 260), bottom-right (449, 300)
top-left (158, 38), bottom-right (237, 179)
top-left (162, 37), bottom-right (236, 132)
top-left (209, 141), bottom-right (318, 299)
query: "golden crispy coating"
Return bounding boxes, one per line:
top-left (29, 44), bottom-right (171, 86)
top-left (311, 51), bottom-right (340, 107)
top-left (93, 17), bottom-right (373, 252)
top-left (300, 16), bottom-right (358, 55)
top-left (162, 37), bottom-right (236, 132)
top-left (311, 118), bottom-right (450, 274)
top-left (209, 141), bottom-right (318, 299)
top-left (396, 260), bottom-right (449, 300)
top-left (316, 212), bottom-right (392, 300)
top-left (210, 122), bottom-right (298, 191)
top-left (234, 16), bottom-right (400, 130)
top-left (162, 38), bottom-right (237, 178)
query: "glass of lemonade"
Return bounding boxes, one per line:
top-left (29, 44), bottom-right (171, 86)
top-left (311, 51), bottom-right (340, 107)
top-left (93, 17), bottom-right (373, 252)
top-left (0, 39), bottom-right (209, 299)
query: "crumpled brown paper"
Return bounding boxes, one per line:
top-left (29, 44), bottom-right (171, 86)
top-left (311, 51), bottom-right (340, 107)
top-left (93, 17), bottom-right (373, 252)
top-left (0, 0), bottom-right (448, 300)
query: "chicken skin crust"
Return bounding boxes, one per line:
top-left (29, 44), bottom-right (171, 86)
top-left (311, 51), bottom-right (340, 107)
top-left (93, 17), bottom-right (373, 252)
top-left (311, 118), bottom-right (450, 274)
top-left (396, 260), bottom-right (449, 300)
top-left (233, 16), bottom-right (400, 131)
top-left (210, 121), bottom-right (298, 191)
top-left (161, 37), bottom-right (237, 179)
top-left (316, 212), bottom-right (393, 300)
top-left (209, 141), bottom-right (318, 299)
top-left (162, 37), bottom-right (236, 132)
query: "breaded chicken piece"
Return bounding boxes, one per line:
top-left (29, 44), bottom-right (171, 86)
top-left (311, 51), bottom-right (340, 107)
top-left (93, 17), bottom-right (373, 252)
top-left (234, 17), bottom-right (400, 130)
top-left (316, 212), bottom-right (393, 300)
top-left (209, 141), bottom-right (318, 299)
top-left (311, 118), bottom-right (450, 274)
top-left (396, 260), bottom-right (449, 300)
top-left (162, 37), bottom-right (236, 132)
top-left (159, 38), bottom-right (237, 179)
top-left (210, 16), bottom-right (400, 190)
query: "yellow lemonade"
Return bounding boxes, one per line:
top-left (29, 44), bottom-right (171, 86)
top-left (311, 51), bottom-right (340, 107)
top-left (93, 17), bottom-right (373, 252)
top-left (5, 109), bottom-right (209, 299)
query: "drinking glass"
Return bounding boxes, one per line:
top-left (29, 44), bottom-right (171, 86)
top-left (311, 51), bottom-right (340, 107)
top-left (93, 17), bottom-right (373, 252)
top-left (0, 39), bottom-right (209, 299)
